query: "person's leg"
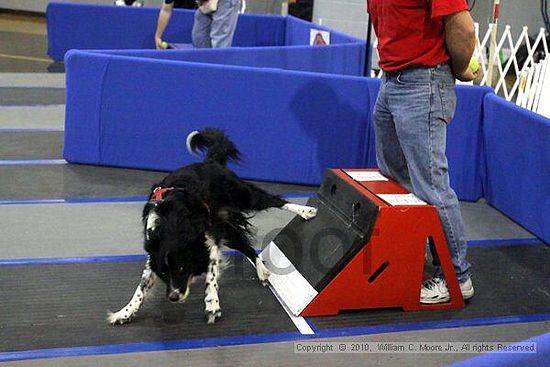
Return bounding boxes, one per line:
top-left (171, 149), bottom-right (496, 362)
top-left (192, 9), bottom-right (212, 48)
top-left (210, 0), bottom-right (240, 48)
top-left (373, 75), bottom-right (413, 192)
top-left (386, 65), bottom-right (471, 284)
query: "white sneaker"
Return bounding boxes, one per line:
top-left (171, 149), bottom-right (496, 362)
top-left (420, 277), bottom-right (474, 304)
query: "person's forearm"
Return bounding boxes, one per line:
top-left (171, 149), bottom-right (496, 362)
top-left (155, 5), bottom-right (173, 41)
top-left (444, 11), bottom-right (476, 76)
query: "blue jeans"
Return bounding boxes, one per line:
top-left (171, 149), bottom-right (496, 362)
top-left (373, 64), bottom-right (471, 282)
top-left (192, 0), bottom-right (240, 48)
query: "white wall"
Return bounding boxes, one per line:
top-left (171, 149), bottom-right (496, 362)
top-left (312, 0), bottom-right (368, 40)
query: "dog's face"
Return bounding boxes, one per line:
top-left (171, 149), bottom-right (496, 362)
top-left (143, 191), bottom-right (210, 303)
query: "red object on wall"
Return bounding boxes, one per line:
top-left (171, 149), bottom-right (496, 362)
top-left (301, 169), bottom-right (464, 316)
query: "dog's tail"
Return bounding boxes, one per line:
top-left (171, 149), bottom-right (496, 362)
top-left (186, 128), bottom-right (241, 166)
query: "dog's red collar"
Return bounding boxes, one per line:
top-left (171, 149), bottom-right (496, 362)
top-left (150, 187), bottom-right (211, 218)
top-left (151, 186), bottom-right (175, 202)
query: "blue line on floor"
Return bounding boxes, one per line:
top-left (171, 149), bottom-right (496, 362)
top-left (1, 313), bottom-right (549, 362)
top-left (0, 255), bottom-right (146, 266)
top-left (0, 196), bottom-right (148, 205)
top-left (0, 237), bottom-right (545, 266)
top-left (0, 331), bottom-right (307, 362)
top-left (0, 250), bottom-right (253, 266)
top-left (0, 159), bottom-right (67, 165)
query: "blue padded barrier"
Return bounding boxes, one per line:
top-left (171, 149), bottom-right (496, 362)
top-left (364, 78), bottom-right (381, 168)
top-left (362, 81), bottom-right (491, 202)
top-left (93, 44), bottom-right (365, 76)
top-left (46, 2), bottom-right (363, 63)
top-left (46, 2), bottom-right (287, 61)
top-left (47, 3), bottom-right (194, 61)
top-left (63, 50), bottom-right (372, 185)
top-left (447, 85), bottom-right (494, 202)
top-left (63, 54), bottom-right (111, 163)
top-left (231, 13), bottom-right (286, 48)
top-left (63, 49), bottom-right (488, 197)
top-left (483, 94), bottom-right (550, 243)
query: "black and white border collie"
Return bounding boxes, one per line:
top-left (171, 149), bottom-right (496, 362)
top-left (107, 128), bottom-right (317, 324)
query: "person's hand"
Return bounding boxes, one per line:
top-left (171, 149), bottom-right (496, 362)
top-left (155, 36), bottom-right (163, 49)
top-left (454, 66), bottom-right (481, 82)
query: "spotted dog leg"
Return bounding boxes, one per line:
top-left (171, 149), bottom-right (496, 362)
top-left (204, 235), bottom-right (222, 324)
top-left (107, 256), bottom-right (157, 325)
top-left (282, 203), bottom-right (318, 220)
top-left (255, 257), bottom-right (271, 286)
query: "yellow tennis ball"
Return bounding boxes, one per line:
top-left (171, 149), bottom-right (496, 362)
top-left (160, 41), bottom-right (168, 49)
top-left (469, 56), bottom-right (480, 72)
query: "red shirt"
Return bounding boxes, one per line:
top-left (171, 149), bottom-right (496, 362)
top-left (367, 0), bottom-right (469, 72)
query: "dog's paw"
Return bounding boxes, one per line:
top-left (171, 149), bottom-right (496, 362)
top-left (205, 308), bottom-right (222, 324)
top-left (283, 203), bottom-right (318, 220)
top-left (255, 258), bottom-right (271, 286)
top-left (299, 206), bottom-right (317, 220)
top-left (107, 310), bottom-right (131, 325)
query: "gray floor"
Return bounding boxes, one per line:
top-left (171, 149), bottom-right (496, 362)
top-left (0, 105), bottom-right (65, 129)
top-left (0, 131), bottom-right (63, 159)
top-left (0, 14), bottom-right (547, 367)
top-left (0, 86), bottom-right (66, 105)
